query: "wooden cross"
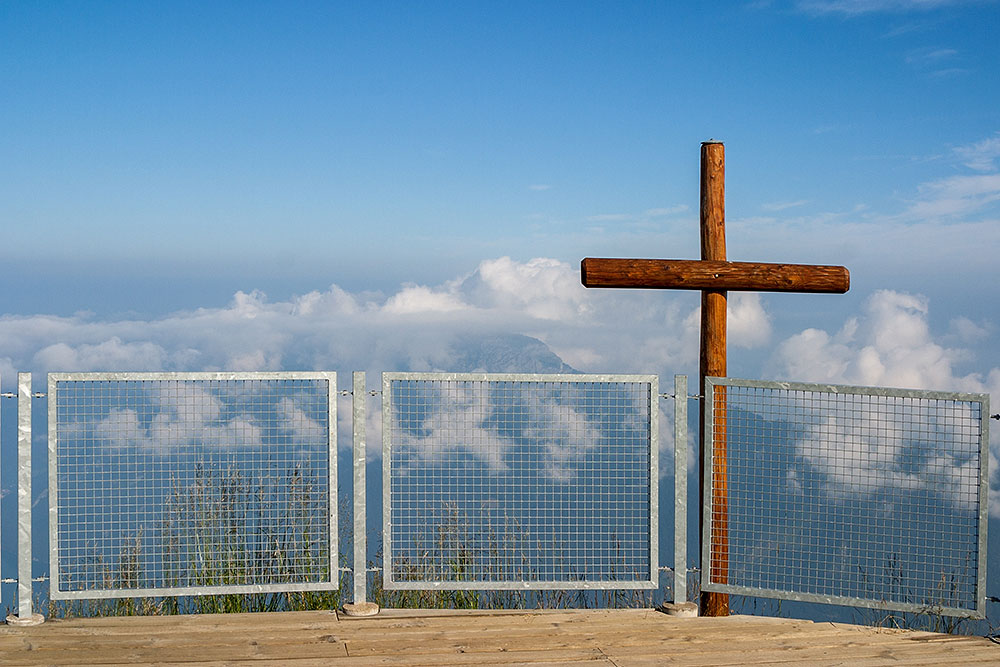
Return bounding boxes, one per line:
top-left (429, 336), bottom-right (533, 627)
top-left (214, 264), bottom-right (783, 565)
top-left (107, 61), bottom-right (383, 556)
top-left (581, 142), bottom-right (850, 617)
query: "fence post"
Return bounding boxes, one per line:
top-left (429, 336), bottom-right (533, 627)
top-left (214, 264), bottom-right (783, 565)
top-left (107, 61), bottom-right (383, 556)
top-left (7, 373), bottom-right (43, 625)
top-left (343, 371), bottom-right (378, 616)
top-left (660, 375), bottom-right (697, 616)
top-left (673, 374), bottom-right (688, 606)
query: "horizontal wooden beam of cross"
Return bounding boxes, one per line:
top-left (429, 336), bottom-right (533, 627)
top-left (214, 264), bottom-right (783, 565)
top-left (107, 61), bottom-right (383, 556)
top-left (581, 258), bottom-right (849, 293)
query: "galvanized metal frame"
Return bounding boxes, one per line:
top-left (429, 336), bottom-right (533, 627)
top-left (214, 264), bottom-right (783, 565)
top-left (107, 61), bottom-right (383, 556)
top-left (382, 372), bottom-right (659, 590)
top-left (17, 373), bottom-right (35, 618)
top-left (702, 376), bottom-right (989, 618)
top-left (47, 371), bottom-right (339, 600)
top-left (672, 374), bottom-right (688, 604)
top-left (352, 371), bottom-right (367, 604)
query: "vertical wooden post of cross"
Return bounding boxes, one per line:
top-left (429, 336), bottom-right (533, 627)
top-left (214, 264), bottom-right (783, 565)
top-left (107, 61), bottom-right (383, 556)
top-left (579, 141), bottom-right (849, 618)
top-left (699, 141), bottom-right (729, 617)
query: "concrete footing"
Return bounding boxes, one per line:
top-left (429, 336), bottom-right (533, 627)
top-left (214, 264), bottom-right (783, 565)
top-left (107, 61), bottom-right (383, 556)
top-left (342, 602), bottom-right (380, 617)
top-left (6, 613), bottom-right (45, 626)
top-left (658, 602), bottom-right (698, 617)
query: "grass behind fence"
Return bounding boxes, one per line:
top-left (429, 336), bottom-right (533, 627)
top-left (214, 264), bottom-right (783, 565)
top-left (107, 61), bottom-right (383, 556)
top-left (25, 468), bottom-right (993, 638)
top-left (38, 472), bottom-right (660, 620)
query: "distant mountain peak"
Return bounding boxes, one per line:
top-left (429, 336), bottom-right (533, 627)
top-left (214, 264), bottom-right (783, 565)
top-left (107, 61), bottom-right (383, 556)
top-left (446, 333), bottom-right (577, 374)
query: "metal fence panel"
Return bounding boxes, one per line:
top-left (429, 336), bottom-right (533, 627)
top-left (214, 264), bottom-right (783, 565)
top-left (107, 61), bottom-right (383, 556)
top-left (382, 372), bottom-right (658, 590)
top-left (48, 372), bottom-right (338, 599)
top-left (17, 373), bottom-right (36, 618)
top-left (702, 377), bottom-right (989, 618)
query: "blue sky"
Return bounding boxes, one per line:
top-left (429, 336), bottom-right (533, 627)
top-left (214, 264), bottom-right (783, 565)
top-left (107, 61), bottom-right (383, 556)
top-left (1, 0), bottom-right (1000, 620)
top-left (2, 1), bottom-right (998, 310)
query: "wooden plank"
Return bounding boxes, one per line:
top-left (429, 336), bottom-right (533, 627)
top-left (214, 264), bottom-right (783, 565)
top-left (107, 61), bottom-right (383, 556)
top-left (598, 628), bottom-right (996, 652)
top-left (116, 650), bottom-right (612, 667)
top-left (342, 606), bottom-right (619, 618)
top-left (580, 258), bottom-right (850, 293)
top-left (0, 628), bottom-right (348, 650)
top-left (602, 641), bottom-right (1000, 666)
top-left (0, 609), bottom-right (997, 666)
top-left (0, 608), bottom-right (338, 631)
top-left (341, 647), bottom-right (610, 665)
top-left (338, 620), bottom-right (857, 647)
top-left (0, 621), bottom-right (341, 641)
top-left (336, 622), bottom-right (886, 657)
top-left (111, 662), bottom-right (612, 667)
top-left (341, 634), bottom-right (616, 656)
top-left (0, 639), bottom-right (351, 665)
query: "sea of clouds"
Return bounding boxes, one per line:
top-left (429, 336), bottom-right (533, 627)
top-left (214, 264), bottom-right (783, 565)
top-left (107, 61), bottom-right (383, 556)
top-left (0, 255), bottom-right (997, 514)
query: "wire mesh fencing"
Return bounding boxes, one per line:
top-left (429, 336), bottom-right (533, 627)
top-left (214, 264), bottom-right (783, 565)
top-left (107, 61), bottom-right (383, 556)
top-left (48, 372), bottom-right (338, 599)
top-left (702, 377), bottom-right (989, 618)
top-left (8, 367), bottom-right (989, 617)
top-left (382, 373), bottom-right (659, 590)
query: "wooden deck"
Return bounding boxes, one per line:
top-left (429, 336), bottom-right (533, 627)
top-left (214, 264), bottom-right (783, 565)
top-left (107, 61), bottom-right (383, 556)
top-left (1, 608), bottom-right (997, 666)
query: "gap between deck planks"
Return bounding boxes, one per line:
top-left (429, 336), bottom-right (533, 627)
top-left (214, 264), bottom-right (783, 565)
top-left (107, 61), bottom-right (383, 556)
top-left (0, 608), bottom-right (996, 666)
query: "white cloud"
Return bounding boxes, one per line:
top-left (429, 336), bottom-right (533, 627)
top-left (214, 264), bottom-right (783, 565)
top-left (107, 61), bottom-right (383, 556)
top-left (389, 379), bottom-right (630, 483)
top-left (729, 293), bottom-right (773, 348)
top-left (761, 199), bottom-right (810, 212)
top-left (291, 285), bottom-right (360, 317)
top-left (954, 132), bottom-right (1000, 172)
top-left (768, 288), bottom-right (1000, 516)
top-left (946, 316), bottom-right (989, 344)
top-left (726, 133), bottom-right (1000, 279)
top-left (391, 381), bottom-right (513, 472)
top-left (643, 205), bottom-right (689, 217)
top-left (1, 260), bottom-right (990, 406)
top-left (3, 257), bottom-right (997, 514)
top-left (0, 257), bottom-right (698, 380)
top-left (67, 382), bottom-right (334, 455)
top-left (770, 290), bottom-right (976, 389)
top-left (383, 285), bottom-right (469, 315)
top-left (903, 173), bottom-right (1000, 220)
top-left (76, 384), bottom-right (265, 453)
top-left (883, 134), bottom-right (1000, 221)
top-left (95, 408), bottom-right (152, 450)
top-left (0, 357), bottom-right (17, 384)
top-left (278, 397), bottom-right (329, 446)
top-left (927, 67), bottom-right (969, 78)
top-left (460, 256), bottom-right (591, 321)
top-left (797, 0), bottom-right (985, 15)
top-left (583, 206), bottom-right (689, 228)
top-left (35, 337), bottom-right (169, 371)
top-left (905, 47), bottom-right (958, 65)
top-left (791, 400), bottom-right (985, 522)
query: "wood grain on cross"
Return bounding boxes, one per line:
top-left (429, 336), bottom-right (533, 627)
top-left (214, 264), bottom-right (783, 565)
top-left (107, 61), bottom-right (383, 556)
top-left (581, 142), bottom-right (849, 617)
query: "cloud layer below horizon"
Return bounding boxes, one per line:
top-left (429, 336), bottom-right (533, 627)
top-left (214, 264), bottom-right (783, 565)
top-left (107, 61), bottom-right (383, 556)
top-left (1, 256), bottom-right (997, 513)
